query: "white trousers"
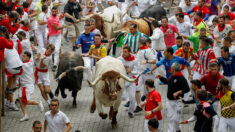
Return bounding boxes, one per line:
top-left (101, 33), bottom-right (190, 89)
top-left (213, 46), bottom-right (222, 57)
top-left (224, 75), bottom-right (235, 91)
top-left (166, 99), bottom-right (184, 132)
top-left (218, 116), bottom-right (235, 132)
top-left (83, 57), bottom-right (92, 81)
top-left (48, 34), bottom-right (62, 66)
top-left (122, 82), bottom-right (136, 114)
top-left (182, 69), bottom-right (191, 101)
top-left (137, 74), bottom-right (155, 95)
top-left (36, 28), bottom-right (47, 52)
top-left (144, 119), bottom-right (163, 132)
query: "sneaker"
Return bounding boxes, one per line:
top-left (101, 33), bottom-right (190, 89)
top-left (128, 112), bottom-right (134, 118)
top-left (8, 103), bottom-right (19, 111)
top-left (52, 65), bottom-right (57, 72)
top-left (38, 101), bottom-right (44, 112)
top-left (134, 106), bottom-right (142, 113)
top-left (20, 115), bottom-right (29, 122)
top-left (124, 101), bottom-right (130, 107)
top-left (141, 95), bottom-right (146, 102)
top-left (49, 92), bottom-right (54, 99)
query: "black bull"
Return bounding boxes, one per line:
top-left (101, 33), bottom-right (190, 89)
top-left (55, 51), bottom-right (84, 107)
top-left (139, 4), bottom-right (166, 21)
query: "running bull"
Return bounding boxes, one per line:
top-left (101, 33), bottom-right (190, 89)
top-left (55, 51), bottom-right (86, 107)
top-left (88, 56), bottom-right (139, 128)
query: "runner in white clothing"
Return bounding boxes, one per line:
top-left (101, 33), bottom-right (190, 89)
top-left (4, 45), bottom-right (23, 111)
top-left (118, 45), bottom-right (138, 118)
top-left (168, 7), bottom-right (191, 26)
top-left (224, 36), bottom-right (235, 54)
top-left (134, 37), bottom-right (156, 113)
top-left (44, 99), bottom-right (72, 132)
top-left (213, 15), bottom-right (232, 57)
top-left (176, 13), bottom-right (193, 37)
top-left (35, 44), bottom-right (55, 106)
top-left (18, 51), bottom-right (44, 122)
top-left (36, 5), bottom-right (49, 52)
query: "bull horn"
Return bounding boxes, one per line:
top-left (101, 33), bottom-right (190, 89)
top-left (120, 73), bottom-right (140, 83)
top-left (148, 17), bottom-right (155, 21)
top-left (56, 66), bottom-right (86, 80)
top-left (130, 16), bottom-right (139, 19)
top-left (104, 14), bottom-right (114, 23)
top-left (88, 75), bottom-right (102, 87)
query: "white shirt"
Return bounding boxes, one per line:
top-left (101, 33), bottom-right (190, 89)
top-left (45, 111), bottom-right (70, 132)
top-left (137, 0), bottom-right (154, 15)
top-left (176, 21), bottom-right (193, 36)
top-left (84, 0), bottom-right (101, 15)
top-left (150, 28), bottom-right (165, 51)
top-left (4, 48), bottom-right (23, 69)
top-left (229, 45), bottom-right (235, 54)
top-left (35, 48), bottom-right (52, 69)
top-left (21, 39), bottom-right (32, 55)
top-left (19, 61), bottom-right (34, 86)
top-left (55, 0), bottom-right (67, 13)
top-left (168, 15), bottom-right (191, 26)
top-left (136, 48), bottom-right (156, 74)
top-left (118, 55), bottom-right (137, 78)
top-left (37, 12), bottom-right (48, 31)
top-left (182, 2), bottom-right (197, 12)
top-left (213, 24), bottom-right (232, 47)
top-left (28, 2), bottom-right (37, 21)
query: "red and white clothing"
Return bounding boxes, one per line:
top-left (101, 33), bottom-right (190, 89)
top-left (0, 37), bottom-right (14, 62)
top-left (144, 89), bottom-right (163, 132)
top-left (136, 46), bottom-right (156, 94)
top-left (118, 54), bottom-right (137, 114)
top-left (213, 24), bottom-right (232, 57)
top-left (48, 14), bottom-right (62, 66)
top-left (84, 0), bottom-right (101, 15)
top-left (35, 48), bottom-right (52, 85)
top-left (4, 47), bottom-right (23, 78)
top-left (21, 39), bottom-right (33, 61)
top-left (193, 47), bottom-right (216, 80)
top-left (160, 24), bottom-right (179, 47)
top-left (19, 61), bottom-right (34, 103)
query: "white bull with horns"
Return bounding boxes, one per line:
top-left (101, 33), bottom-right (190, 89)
top-left (88, 56), bottom-right (138, 128)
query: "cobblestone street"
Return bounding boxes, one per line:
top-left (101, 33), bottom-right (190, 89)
top-left (2, 4), bottom-right (196, 131)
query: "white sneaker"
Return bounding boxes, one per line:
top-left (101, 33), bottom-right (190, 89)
top-left (38, 101), bottom-right (44, 112)
top-left (20, 115), bottom-right (29, 122)
top-left (8, 103), bottom-right (19, 111)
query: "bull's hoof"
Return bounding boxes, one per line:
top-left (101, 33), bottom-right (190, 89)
top-left (55, 91), bottom-right (59, 97)
top-left (72, 104), bottom-right (77, 108)
top-left (90, 105), bottom-right (96, 113)
top-left (99, 113), bottom-right (107, 119)
top-left (61, 94), bottom-right (67, 98)
top-left (111, 123), bottom-right (118, 129)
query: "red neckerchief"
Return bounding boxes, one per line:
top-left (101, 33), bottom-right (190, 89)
top-left (95, 42), bottom-right (102, 48)
top-left (199, 100), bottom-right (206, 105)
top-left (44, 51), bottom-right (47, 56)
top-left (20, 26), bottom-right (29, 31)
top-left (172, 71), bottom-right (183, 77)
top-left (194, 18), bottom-right (203, 26)
top-left (23, 8), bottom-right (28, 13)
top-left (123, 54), bottom-right (135, 61)
top-left (17, 40), bottom-right (22, 55)
top-left (182, 12), bottom-right (187, 15)
top-left (218, 24), bottom-right (225, 32)
top-left (24, 60), bottom-right (30, 63)
top-left (139, 45), bottom-right (149, 50)
top-left (90, 27), bottom-right (96, 32)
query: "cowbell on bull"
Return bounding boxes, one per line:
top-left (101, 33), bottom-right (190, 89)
top-left (88, 56), bottom-right (139, 128)
top-left (55, 51), bottom-right (86, 107)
